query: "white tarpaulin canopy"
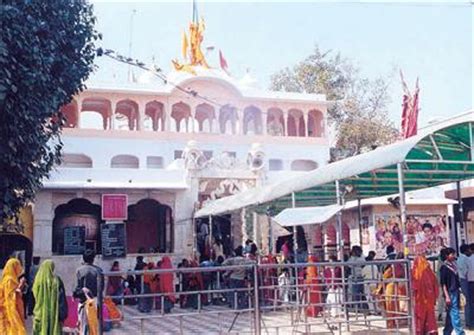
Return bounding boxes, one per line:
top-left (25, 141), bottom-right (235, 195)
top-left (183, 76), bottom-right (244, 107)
top-left (271, 221), bottom-right (292, 236)
top-left (272, 204), bottom-right (343, 227)
top-left (195, 112), bottom-right (474, 218)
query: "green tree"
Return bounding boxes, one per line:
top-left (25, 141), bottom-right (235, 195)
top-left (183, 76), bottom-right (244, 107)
top-left (0, 0), bottom-right (99, 231)
top-left (270, 46), bottom-right (398, 159)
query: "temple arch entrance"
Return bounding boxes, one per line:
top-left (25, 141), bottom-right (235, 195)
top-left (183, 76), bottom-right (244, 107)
top-left (52, 198), bottom-right (102, 255)
top-left (126, 199), bottom-right (173, 253)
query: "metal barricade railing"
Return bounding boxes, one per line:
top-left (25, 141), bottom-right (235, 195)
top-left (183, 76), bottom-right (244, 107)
top-left (95, 259), bottom-right (415, 335)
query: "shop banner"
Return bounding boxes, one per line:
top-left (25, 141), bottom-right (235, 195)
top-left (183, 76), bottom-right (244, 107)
top-left (102, 194), bottom-right (128, 221)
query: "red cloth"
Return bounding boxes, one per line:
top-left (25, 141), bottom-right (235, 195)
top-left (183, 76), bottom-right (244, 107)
top-left (260, 255), bottom-right (277, 303)
top-left (159, 257), bottom-right (176, 303)
top-left (400, 76), bottom-right (420, 138)
top-left (306, 255), bottom-right (322, 317)
top-left (412, 256), bottom-right (438, 335)
top-left (63, 296), bottom-right (79, 329)
top-left (219, 50), bottom-right (229, 73)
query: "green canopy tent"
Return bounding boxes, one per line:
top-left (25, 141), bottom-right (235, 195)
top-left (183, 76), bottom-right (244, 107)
top-left (196, 111), bottom-right (474, 256)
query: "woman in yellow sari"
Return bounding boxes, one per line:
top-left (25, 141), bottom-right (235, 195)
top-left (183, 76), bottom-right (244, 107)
top-left (375, 253), bottom-right (408, 329)
top-left (0, 258), bottom-right (27, 335)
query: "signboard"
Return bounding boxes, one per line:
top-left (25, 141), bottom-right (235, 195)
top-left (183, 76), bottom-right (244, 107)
top-left (63, 226), bottom-right (86, 255)
top-left (102, 194), bottom-right (128, 221)
top-left (101, 223), bottom-right (127, 258)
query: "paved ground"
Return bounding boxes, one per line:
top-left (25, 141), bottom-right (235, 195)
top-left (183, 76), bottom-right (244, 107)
top-left (25, 304), bottom-right (474, 334)
top-left (104, 305), bottom-right (474, 335)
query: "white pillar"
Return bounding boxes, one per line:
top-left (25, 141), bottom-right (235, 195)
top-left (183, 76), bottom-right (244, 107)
top-left (283, 110), bottom-right (289, 136)
top-left (304, 111), bottom-right (309, 137)
top-left (262, 110), bottom-right (268, 136)
top-left (137, 101), bottom-right (146, 131)
top-left (110, 99), bottom-right (118, 130)
top-left (76, 97), bottom-right (82, 129)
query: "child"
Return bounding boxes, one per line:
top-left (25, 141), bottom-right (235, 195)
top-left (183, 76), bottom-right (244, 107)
top-left (278, 268), bottom-right (290, 304)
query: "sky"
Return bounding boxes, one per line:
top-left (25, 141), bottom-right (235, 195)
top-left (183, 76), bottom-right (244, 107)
top-left (89, 1), bottom-right (473, 128)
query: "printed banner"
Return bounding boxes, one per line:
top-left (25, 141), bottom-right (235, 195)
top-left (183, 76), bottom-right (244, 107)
top-left (375, 214), bottom-right (448, 257)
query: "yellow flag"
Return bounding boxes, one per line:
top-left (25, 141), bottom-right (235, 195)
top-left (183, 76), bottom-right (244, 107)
top-left (181, 30), bottom-right (188, 60)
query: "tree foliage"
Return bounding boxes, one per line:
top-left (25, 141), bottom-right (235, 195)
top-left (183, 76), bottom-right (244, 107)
top-left (0, 0), bottom-right (99, 230)
top-left (270, 46), bottom-right (398, 159)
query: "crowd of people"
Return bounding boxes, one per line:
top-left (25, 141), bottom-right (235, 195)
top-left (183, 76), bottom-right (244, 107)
top-left (0, 241), bottom-right (473, 334)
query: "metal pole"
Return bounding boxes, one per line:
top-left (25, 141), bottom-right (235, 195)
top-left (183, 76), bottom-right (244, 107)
top-left (357, 198), bottom-right (363, 247)
top-left (209, 215), bottom-right (213, 257)
top-left (291, 192), bottom-right (301, 320)
top-left (335, 180), bottom-right (344, 261)
top-left (456, 180), bottom-right (463, 252)
top-left (98, 272), bottom-right (104, 335)
top-left (406, 258), bottom-right (416, 335)
top-left (268, 215), bottom-right (273, 254)
top-left (253, 264), bottom-right (261, 335)
top-left (291, 193), bottom-right (298, 260)
top-left (397, 163), bottom-right (407, 253)
top-left (253, 211), bottom-right (259, 250)
top-left (192, 213), bottom-right (197, 259)
top-left (336, 180), bottom-right (349, 331)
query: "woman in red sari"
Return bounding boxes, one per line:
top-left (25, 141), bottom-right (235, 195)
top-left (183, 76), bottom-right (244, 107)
top-left (260, 255), bottom-right (277, 306)
top-left (159, 257), bottom-right (176, 313)
top-left (412, 256), bottom-right (438, 335)
top-left (305, 255), bottom-right (322, 317)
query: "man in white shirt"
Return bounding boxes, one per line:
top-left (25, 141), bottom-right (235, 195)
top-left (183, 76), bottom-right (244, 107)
top-left (457, 244), bottom-right (472, 329)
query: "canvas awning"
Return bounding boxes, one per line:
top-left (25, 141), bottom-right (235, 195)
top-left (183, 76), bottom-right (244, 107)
top-left (195, 111), bottom-right (474, 218)
top-left (271, 221), bottom-right (292, 237)
top-left (272, 204), bottom-right (343, 227)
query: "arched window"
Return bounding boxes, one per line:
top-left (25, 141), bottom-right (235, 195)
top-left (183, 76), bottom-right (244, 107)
top-left (126, 199), bottom-right (173, 253)
top-left (171, 102), bottom-right (191, 133)
top-left (115, 99), bottom-right (139, 131)
top-left (147, 156), bottom-right (164, 169)
top-left (308, 109), bottom-right (324, 137)
top-left (61, 154), bottom-right (93, 168)
top-left (80, 111), bottom-right (105, 130)
top-left (195, 103), bottom-right (215, 133)
top-left (60, 101), bottom-right (78, 128)
top-left (111, 155), bottom-right (139, 168)
top-left (268, 159), bottom-right (284, 171)
top-left (219, 105), bottom-right (238, 135)
top-left (267, 108), bottom-right (285, 136)
top-left (145, 101), bottom-right (165, 131)
top-left (291, 160), bottom-right (318, 171)
top-left (243, 105), bottom-right (263, 135)
top-left (52, 198), bottom-right (102, 255)
top-left (81, 97), bottom-right (111, 130)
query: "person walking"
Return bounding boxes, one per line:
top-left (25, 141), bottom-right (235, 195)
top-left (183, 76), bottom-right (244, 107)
top-left (467, 243), bottom-right (474, 330)
top-left (0, 258), bottom-right (27, 335)
top-left (457, 244), bottom-right (472, 329)
top-left (349, 245), bottom-right (367, 312)
top-left (440, 247), bottom-right (465, 335)
top-left (412, 255), bottom-right (439, 335)
top-left (222, 246), bottom-right (253, 309)
top-left (74, 249), bottom-right (103, 335)
top-left (32, 260), bottom-right (68, 335)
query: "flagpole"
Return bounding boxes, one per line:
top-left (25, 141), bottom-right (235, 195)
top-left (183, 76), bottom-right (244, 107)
top-left (127, 9), bottom-right (137, 83)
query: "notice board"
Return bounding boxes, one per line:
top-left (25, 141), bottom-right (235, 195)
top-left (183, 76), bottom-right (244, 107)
top-left (101, 223), bottom-right (126, 258)
top-left (63, 226), bottom-right (86, 255)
